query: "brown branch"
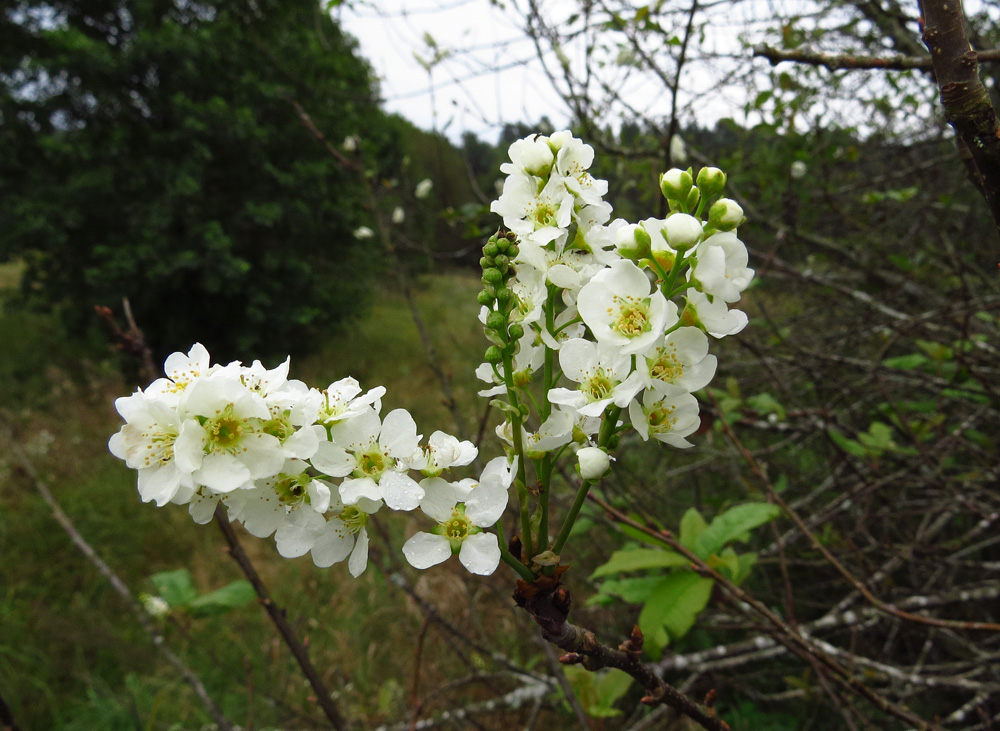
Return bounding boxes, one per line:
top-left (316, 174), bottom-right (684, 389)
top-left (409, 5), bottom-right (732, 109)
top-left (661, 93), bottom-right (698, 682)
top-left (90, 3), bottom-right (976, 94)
top-left (3, 426), bottom-right (234, 731)
top-left (708, 390), bottom-right (1000, 634)
top-left (585, 495), bottom-right (946, 731)
top-left (920, 0), bottom-right (1000, 240)
top-left (512, 576), bottom-right (731, 731)
top-left (213, 506), bottom-right (347, 730)
top-left (753, 42), bottom-right (1000, 71)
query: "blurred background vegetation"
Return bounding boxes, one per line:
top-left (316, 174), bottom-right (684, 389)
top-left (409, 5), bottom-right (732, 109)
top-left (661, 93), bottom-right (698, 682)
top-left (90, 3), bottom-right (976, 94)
top-left (2, 0), bottom-right (1000, 729)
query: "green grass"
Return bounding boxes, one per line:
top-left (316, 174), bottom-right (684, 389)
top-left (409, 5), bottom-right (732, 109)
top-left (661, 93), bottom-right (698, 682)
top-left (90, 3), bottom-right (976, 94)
top-left (0, 269), bottom-right (533, 730)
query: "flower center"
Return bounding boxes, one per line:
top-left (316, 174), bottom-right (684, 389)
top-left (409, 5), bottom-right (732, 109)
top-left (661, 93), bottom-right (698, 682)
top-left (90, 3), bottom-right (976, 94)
top-left (611, 296), bottom-right (650, 338)
top-left (274, 472), bottom-right (311, 507)
top-left (356, 449), bottom-right (386, 480)
top-left (529, 200), bottom-right (558, 229)
top-left (584, 369), bottom-right (615, 402)
top-left (649, 351), bottom-right (683, 382)
top-left (140, 428), bottom-right (178, 467)
top-left (647, 405), bottom-right (677, 433)
top-left (337, 506), bottom-right (368, 535)
top-left (204, 405), bottom-right (248, 453)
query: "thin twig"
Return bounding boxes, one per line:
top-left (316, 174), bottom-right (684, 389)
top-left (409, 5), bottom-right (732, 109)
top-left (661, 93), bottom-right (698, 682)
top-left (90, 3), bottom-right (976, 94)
top-left (4, 427), bottom-right (235, 731)
top-left (213, 506), bottom-right (347, 730)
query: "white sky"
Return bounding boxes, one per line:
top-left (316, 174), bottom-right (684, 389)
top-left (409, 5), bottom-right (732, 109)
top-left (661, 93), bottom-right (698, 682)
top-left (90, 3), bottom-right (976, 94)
top-left (335, 0), bottom-right (575, 143)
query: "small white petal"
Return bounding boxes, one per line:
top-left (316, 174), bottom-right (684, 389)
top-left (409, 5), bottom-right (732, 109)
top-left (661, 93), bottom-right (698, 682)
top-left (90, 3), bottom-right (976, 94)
top-left (459, 533), bottom-right (501, 575)
top-left (402, 532), bottom-right (452, 570)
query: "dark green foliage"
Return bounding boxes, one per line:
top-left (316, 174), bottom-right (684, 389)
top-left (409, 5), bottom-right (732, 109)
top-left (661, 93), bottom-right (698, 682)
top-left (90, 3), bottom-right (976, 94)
top-left (0, 0), bottom-right (389, 362)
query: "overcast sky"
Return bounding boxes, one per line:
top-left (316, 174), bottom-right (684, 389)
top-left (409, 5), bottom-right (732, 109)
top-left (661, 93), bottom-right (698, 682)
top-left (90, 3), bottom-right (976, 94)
top-left (335, 0), bottom-right (572, 144)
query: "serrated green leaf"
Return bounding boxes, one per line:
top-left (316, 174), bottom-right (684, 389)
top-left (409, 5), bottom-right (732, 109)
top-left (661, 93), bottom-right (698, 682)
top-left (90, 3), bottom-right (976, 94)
top-left (149, 569), bottom-right (197, 608)
top-left (187, 580), bottom-right (256, 617)
top-left (638, 572), bottom-right (714, 647)
top-left (694, 503), bottom-right (781, 558)
top-left (679, 507), bottom-right (707, 550)
top-left (591, 548), bottom-right (690, 579)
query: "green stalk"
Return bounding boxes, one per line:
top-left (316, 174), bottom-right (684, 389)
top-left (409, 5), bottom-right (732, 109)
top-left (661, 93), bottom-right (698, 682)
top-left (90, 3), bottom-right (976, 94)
top-left (502, 348), bottom-right (533, 560)
top-left (495, 520), bottom-right (535, 581)
top-left (552, 404), bottom-right (622, 556)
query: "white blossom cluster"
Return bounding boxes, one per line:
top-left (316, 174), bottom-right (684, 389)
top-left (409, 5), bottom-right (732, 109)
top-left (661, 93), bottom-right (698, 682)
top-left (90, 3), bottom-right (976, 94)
top-left (109, 344), bottom-right (514, 576)
top-left (485, 131), bottom-right (754, 466)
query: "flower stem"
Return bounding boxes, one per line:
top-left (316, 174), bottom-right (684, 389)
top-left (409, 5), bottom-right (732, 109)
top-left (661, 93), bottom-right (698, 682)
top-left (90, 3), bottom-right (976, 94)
top-left (496, 520), bottom-right (535, 580)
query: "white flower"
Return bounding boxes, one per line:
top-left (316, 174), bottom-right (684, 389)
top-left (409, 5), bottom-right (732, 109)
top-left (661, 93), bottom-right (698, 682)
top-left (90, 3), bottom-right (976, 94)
top-left (490, 172), bottom-right (574, 244)
top-left (577, 260), bottom-right (673, 356)
top-left (144, 342), bottom-right (216, 405)
top-left (790, 160), bottom-right (807, 179)
top-left (577, 446), bottom-right (611, 480)
top-left (629, 383), bottom-right (702, 448)
top-left (343, 135), bottom-right (359, 152)
top-left (401, 457), bottom-right (515, 575)
top-left (109, 391), bottom-right (192, 506)
top-left (316, 377), bottom-right (386, 426)
top-left (670, 135), bottom-right (687, 165)
top-left (310, 407), bottom-right (424, 511)
top-left (391, 207), bottom-right (405, 224)
top-left (689, 232), bottom-right (754, 304)
top-left (683, 290), bottom-right (749, 338)
top-left (274, 493), bottom-right (381, 576)
top-left (414, 178), bottom-right (433, 199)
top-left (141, 595), bottom-right (171, 617)
top-left (173, 371), bottom-right (285, 494)
top-left (501, 135), bottom-right (555, 177)
top-left (411, 431), bottom-right (478, 476)
top-left (708, 199), bottom-right (743, 231)
top-left (354, 226), bottom-right (374, 240)
top-left (547, 338), bottom-right (644, 418)
top-left (639, 327), bottom-right (718, 392)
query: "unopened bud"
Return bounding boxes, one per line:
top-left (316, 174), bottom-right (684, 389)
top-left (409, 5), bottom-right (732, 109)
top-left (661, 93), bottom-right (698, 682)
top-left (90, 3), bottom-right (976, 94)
top-left (659, 168), bottom-right (693, 201)
top-left (486, 311), bottom-right (506, 331)
top-left (484, 346), bottom-right (503, 363)
top-left (477, 290), bottom-right (495, 306)
top-left (508, 323), bottom-right (524, 341)
top-left (577, 446), bottom-right (612, 481)
top-left (482, 268), bottom-right (503, 286)
top-left (696, 167), bottom-right (726, 198)
top-left (483, 241), bottom-right (500, 258)
top-left (708, 198), bottom-right (744, 231)
top-left (663, 213), bottom-right (703, 251)
top-left (616, 223), bottom-right (650, 261)
top-left (684, 186), bottom-right (701, 211)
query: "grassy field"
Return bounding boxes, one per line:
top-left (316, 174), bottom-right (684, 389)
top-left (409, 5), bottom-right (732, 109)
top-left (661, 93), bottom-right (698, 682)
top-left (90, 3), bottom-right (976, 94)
top-left (0, 267), bottom-right (542, 730)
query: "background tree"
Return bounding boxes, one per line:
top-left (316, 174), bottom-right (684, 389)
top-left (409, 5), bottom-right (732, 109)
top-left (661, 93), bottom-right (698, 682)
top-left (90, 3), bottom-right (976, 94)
top-left (0, 0), bottom-right (392, 363)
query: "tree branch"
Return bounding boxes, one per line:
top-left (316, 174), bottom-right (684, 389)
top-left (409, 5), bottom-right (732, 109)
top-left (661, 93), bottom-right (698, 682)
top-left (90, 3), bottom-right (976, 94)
top-left (213, 506), bottom-right (347, 730)
top-left (920, 0), bottom-right (1000, 240)
top-left (513, 576), bottom-right (731, 731)
top-left (753, 42), bottom-right (1000, 70)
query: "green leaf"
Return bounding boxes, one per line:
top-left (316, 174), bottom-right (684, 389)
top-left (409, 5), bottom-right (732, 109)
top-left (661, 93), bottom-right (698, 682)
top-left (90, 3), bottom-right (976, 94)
top-left (733, 552), bottom-right (759, 585)
top-left (746, 392), bottom-right (786, 420)
top-left (563, 667), bottom-right (634, 718)
top-left (187, 580), bottom-right (256, 618)
top-left (882, 354), bottom-right (928, 370)
top-left (149, 569), bottom-right (197, 608)
top-left (694, 503), bottom-right (781, 558)
top-left (679, 507), bottom-right (708, 550)
top-left (638, 572), bottom-right (715, 647)
top-left (590, 549), bottom-right (690, 578)
top-left (587, 576), bottom-right (664, 606)
top-left (828, 428), bottom-right (868, 459)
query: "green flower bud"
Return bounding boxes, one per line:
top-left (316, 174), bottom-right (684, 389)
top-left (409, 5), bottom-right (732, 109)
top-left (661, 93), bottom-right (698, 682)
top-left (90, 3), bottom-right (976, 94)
top-left (508, 244), bottom-right (520, 258)
top-left (496, 287), bottom-right (514, 307)
top-left (684, 186), bottom-right (701, 211)
top-left (616, 223), bottom-right (651, 261)
top-left (477, 289), bottom-right (495, 306)
top-left (495, 254), bottom-right (510, 273)
top-left (486, 311), bottom-right (507, 331)
top-left (707, 198), bottom-right (744, 232)
top-left (484, 345), bottom-right (503, 363)
top-left (483, 242), bottom-right (500, 258)
top-left (696, 166), bottom-right (726, 198)
top-left (495, 237), bottom-right (511, 254)
top-left (480, 256), bottom-right (494, 270)
top-left (508, 322), bottom-right (524, 341)
top-left (482, 267), bottom-right (503, 286)
top-left (659, 168), bottom-right (693, 201)
top-left (518, 403), bottom-right (530, 418)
